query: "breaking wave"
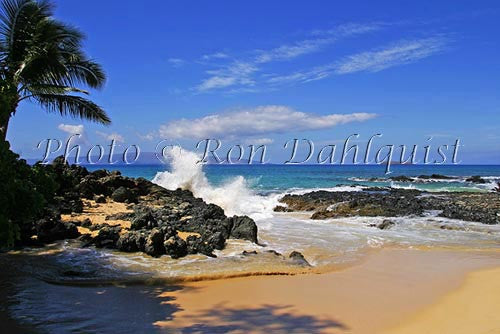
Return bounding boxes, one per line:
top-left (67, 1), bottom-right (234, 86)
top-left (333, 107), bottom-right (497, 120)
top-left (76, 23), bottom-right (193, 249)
top-left (152, 147), bottom-right (280, 220)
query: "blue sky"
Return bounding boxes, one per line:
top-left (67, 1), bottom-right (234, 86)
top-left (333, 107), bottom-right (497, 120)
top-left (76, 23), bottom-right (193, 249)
top-left (7, 0), bottom-right (500, 164)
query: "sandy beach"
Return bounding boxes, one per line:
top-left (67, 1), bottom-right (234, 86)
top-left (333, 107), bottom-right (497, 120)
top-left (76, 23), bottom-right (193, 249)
top-left (387, 266), bottom-right (500, 334)
top-left (155, 248), bottom-right (500, 334)
top-left (1, 246), bottom-right (499, 333)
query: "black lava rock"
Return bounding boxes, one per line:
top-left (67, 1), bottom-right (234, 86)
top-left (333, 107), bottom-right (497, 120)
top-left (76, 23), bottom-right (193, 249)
top-left (228, 216), bottom-right (258, 244)
top-left (111, 186), bottom-right (137, 203)
top-left (93, 225), bottom-right (121, 248)
top-left (289, 251), bottom-right (311, 267)
top-left (144, 228), bottom-right (165, 257)
top-left (164, 235), bottom-right (188, 259)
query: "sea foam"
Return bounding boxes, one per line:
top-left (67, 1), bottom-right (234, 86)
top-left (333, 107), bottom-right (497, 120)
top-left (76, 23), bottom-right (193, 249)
top-left (152, 147), bottom-right (279, 220)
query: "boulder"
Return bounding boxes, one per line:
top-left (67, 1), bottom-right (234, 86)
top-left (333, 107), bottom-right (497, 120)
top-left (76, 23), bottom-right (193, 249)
top-left (80, 218), bottom-right (92, 228)
top-left (289, 251), bottom-right (311, 267)
top-left (377, 219), bottom-right (395, 230)
top-left (111, 186), bottom-right (136, 203)
top-left (130, 208), bottom-right (157, 229)
top-left (185, 235), bottom-right (215, 257)
top-left (164, 235), bottom-right (188, 259)
top-left (93, 225), bottom-right (121, 248)
top-left (117, 231), bottom-right (146, 252)
top-left (204, 231), bottom-right (226, 250)
top-left (144, 228), bottom-right (165, 257)
top-left (95, 195), bottom-right (107, 203)
top-left (228, 216), bottom-right (258, 244)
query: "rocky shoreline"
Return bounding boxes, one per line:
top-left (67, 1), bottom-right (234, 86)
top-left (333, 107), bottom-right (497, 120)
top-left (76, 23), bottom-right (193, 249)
top-left (18, 158), bottom-right (259, 259)
top-left (14, 159), bottom-right (500, 263)
top-left (275, 187), bottom-right (500, 225)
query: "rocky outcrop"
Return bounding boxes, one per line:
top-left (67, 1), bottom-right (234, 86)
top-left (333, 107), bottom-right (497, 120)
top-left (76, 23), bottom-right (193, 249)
top-left (466, 175), bottom-right (487, 184)
top-left (278, 188), bottom-right (500, 225)
top-left (19, 157), bottom-right (260, 260)
top-left (418, 174), bottom-right (454, 180)
top-left (389, 175), bottom-right (413, 182)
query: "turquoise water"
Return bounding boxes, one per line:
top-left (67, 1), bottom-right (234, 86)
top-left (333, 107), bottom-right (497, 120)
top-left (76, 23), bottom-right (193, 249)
top-left (86, 164), bottom-right (500, 192)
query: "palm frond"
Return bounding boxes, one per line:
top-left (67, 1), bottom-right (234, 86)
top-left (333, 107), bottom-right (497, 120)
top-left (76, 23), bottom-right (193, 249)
top-left (20, 83), bottom-right (88, 96)
top-left (0, 0), bottom-right (109, 130)
top-left (33, 93), bottom-right (110, 124)
top-left (0, 0), bottom-right (54, 66)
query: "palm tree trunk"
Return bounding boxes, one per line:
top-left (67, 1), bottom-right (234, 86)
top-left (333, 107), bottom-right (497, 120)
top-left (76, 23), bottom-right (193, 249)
top-left (0, 114), bottom-right (10, 141)
top-left (0, 81), bottom-right (18, 141)
top-left (0, 98), bottom-right (14, 141)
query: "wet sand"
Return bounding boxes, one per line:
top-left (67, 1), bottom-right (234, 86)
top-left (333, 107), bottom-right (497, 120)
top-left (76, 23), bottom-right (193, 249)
top-left (157, 248), bottom-right (500, 334)
top-left (1, 248), bottom-right (499, 333)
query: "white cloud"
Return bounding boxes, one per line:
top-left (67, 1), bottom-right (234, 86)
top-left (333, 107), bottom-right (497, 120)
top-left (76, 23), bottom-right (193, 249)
top-left (194, 23), bottom-right (382, 92)
top-left (245, 138), bottom-right (274, 145)
top-left (58, 124), bottom-right (87, 144)
top-left (268, 37), bottom-right (448, 85)
top-left (168, 58), bottom-right (186, 67)
top-left (256, 23), bottom-right (382, 64)
top-left (96, 131), bottom-right (125, 143)
top-left (335, 37), bottom-right (448, 74)
top-left (311, 22), bottom-right (384, 37)
top-left (58, 124), bottom-right (84, 135)
top-left (255, 38), bottom-right (332, 64)
top-left (201, 52), bottom-right (229, 61)
top-left (137, 132), bottom-right (156, 141)
top-left (196, 62), bottom-right (257, 92)
top-left (197, 76), bottom-right (236, 91)
top-left (159, 105), bottom-right (376, 139)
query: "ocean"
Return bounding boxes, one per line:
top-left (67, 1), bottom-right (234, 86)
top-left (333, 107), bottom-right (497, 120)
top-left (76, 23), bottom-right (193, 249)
top-left (87, 163), bottom-right (500, 193)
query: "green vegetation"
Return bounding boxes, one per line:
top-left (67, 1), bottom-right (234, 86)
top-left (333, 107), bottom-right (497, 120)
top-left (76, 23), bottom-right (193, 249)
top-left (0, 140), bottom-right (56, 246)
top-left (0, 0), bottom-right (109, 140)
top-left (0, 0), bottom-right (110, 247)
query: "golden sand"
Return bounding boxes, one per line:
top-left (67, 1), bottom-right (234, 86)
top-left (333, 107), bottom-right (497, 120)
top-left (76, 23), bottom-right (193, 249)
top-left (177, 231), bottom-right (201, 241)
top-left (387, 267), bottom-right (500, 334)
top-left (154, 249), bottom-right (500, 334)
top-left (61, 199), bottom-right (132, 229)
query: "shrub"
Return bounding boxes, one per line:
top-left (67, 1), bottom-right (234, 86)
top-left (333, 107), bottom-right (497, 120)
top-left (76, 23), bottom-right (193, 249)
top-left (0, 140), bottom-right (56, 247)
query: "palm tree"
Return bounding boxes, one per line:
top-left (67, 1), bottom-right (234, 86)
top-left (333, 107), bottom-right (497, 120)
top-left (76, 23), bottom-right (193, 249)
top-left (0, 0), bottom-right (109, 140)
